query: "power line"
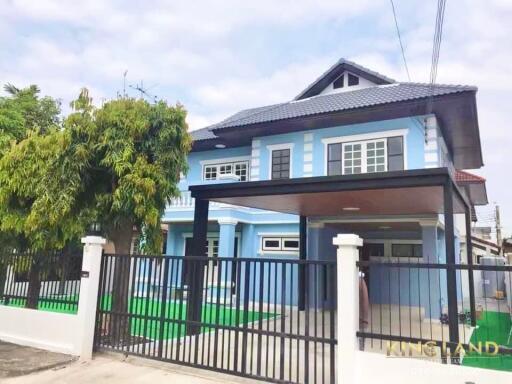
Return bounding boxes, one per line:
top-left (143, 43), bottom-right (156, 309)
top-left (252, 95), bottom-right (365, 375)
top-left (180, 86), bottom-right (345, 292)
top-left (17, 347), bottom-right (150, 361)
top-left (427, 0), bottom-right (447, 114)
top-left (389, 0), bottom-right (411, 81)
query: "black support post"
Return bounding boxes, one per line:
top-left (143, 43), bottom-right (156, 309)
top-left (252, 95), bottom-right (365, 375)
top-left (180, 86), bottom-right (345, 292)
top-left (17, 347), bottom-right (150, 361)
top-left (465, 204), bottom-right (477, 327)
top-left (444, 181), bottom-right (460, 362)
top-left (185, 198), bottom-right (209, 335)
top-left (298, 215), bottom-right (307, 311)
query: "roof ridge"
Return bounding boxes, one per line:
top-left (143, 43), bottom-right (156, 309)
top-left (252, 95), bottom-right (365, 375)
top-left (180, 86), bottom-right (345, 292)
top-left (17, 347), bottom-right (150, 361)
top-left (399, 81), bottom-right (478, 90)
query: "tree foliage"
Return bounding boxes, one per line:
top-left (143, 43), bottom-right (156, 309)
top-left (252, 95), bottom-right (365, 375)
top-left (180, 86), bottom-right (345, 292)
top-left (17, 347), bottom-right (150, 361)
top-left (0, 84), bottom-right (62, 253)
top-left (0, 88), bottom-right (191, 254)
top-left (0, 84), bottom-right (60, 153)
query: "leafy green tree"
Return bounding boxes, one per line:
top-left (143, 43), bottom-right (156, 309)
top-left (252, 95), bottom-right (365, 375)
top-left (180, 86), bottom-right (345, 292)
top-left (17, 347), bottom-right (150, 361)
top-left (0, 88), bottom-right (191, 322)
top-left (0, 84), bottom-right (61, 307)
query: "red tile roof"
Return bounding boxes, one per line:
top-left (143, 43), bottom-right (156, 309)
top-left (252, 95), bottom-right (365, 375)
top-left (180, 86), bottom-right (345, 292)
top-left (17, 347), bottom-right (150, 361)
top-left (455, 170), bottom-right (486, 183)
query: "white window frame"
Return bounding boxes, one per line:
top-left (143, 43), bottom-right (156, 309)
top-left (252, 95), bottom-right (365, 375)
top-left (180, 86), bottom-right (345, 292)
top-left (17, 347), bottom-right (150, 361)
top-left (342, 138), bottom-right (387, 175)
top-left (259, 233), bottom-right (300, 255)
top-left (200, 156), bottom-right (250, 182)
top-left (267, 143), bottom-right (294, 179)
top-left (322, 129), bottom-right (408, 175)
top-left (364, 239), bottom-right (423, 263)
top-left (182, 232), bottom-right (241, 257)
top-left (282, 237), bottom-right (300, 251)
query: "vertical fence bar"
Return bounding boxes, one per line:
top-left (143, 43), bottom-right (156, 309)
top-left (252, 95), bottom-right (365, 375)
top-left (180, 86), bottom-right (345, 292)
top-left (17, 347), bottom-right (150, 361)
top-left (240, 260), bottom-right (251, 375)
top-left (158, 257), bottom-right (170, 358)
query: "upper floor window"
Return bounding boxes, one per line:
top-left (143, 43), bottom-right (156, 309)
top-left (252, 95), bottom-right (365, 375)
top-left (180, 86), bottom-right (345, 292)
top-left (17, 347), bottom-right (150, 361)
top-left (271, 149), bottom-right (290, 180)
top-left (327, 136), bottom-right (404, 176)
top-left (333, 74), bottom-right (344, 89)
top-left (348, 73), bottom-right (359, 86)
top-left (203, 160), bottom-right (249, 181)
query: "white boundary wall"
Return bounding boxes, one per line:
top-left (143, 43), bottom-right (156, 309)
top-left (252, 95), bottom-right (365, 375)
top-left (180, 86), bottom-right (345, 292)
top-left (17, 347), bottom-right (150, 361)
top-left (0, 305), bottom-right (81, 354)
top-left (356, 351), bottom-right (510, 384)
top-left (0, 236), bottom-right (105, 359)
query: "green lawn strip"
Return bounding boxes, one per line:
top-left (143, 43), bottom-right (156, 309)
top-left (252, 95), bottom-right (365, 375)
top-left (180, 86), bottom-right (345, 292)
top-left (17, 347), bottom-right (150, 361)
top-left (1, 297), bottom-right (78, 314)
top-left (99, 295), bottom-right (275, 341)
top-left (462, 310), bottom-right (512, 372)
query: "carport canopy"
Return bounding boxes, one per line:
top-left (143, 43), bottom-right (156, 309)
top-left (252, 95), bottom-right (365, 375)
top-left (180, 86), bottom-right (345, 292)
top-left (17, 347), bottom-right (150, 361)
top-left (189, 168), bottom-right (472, 217)
top-left (184, 167), bottom-right (478, 342)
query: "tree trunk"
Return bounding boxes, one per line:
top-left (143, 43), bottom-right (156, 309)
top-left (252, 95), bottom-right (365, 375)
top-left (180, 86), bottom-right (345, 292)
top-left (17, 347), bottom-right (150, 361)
top-left (108, 219), bottom-right (134, 346)
top-left (26, 255), bottom-right (42, 309)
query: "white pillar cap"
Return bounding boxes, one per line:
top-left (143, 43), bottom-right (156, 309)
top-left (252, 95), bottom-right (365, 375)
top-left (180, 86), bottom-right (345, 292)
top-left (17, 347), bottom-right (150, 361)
top-left (332, 234), bottom-right (363, 247)
top-left (217, 218), bottom-right (238, 226)
top-left (81, 236), bottom-right (107, 245)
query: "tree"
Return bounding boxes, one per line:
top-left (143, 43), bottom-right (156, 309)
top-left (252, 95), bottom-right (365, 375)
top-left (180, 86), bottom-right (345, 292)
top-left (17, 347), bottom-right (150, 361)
top-left (0, 88), bottom-right (191, 329)
top-left (0, 85), bottom-right (61, 308)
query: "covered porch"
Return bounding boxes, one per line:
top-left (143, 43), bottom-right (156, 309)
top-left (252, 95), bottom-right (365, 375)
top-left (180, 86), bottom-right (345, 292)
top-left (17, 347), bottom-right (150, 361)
top-left (185, 168), bottom-right (480, 349)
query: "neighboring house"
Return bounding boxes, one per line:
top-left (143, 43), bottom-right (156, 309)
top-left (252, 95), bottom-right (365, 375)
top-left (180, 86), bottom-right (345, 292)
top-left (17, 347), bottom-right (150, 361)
top-left (162, 58), bottom-right (488, 319)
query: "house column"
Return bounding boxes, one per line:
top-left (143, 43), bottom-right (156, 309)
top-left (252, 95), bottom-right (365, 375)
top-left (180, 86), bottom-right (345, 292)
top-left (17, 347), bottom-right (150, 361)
top-left (444, 180), bottom-right (460, 360)
top-left (298, 215), bottom-right (307, 310)
top-left (420, 220), bottom-right (442, 319)
top-left (218, 218), bottom-right (237, 294)
top-left (186, 198), bottom-right (209, 336)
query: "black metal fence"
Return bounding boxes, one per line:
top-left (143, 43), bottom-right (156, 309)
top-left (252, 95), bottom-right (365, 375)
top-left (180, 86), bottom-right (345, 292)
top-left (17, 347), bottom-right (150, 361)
top-left (357, 259), bottom-right (512, 369)
top-left (0, 251), bottom-right (83, 313)
top-left (95, 254), bottom-right (337, 384)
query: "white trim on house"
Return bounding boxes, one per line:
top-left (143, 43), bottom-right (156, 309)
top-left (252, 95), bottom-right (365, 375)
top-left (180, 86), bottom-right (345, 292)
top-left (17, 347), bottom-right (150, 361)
top-left (267, 143), bottom-right (294, 179)
top-left (303, 132), bottom-right (314, 177)
top-left (181, 232), bottom-right (241, 257)
top-left (321, 128), bottom-right (409, 175)
top-left (258, 233), bottom-right (300, 256)
top-left (201, 156), bottom-right (251, 182)
top-left (364, 238), bottom-right (423, 263)
top-left (199, 156), bottom-right (251, 166)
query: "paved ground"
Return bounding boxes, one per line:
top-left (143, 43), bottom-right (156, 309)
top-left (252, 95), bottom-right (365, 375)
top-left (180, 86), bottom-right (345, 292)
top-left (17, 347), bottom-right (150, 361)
top-left (2, 353), bottom-right (261, 384)
top-left (0, 341), bottom-right (76, 378)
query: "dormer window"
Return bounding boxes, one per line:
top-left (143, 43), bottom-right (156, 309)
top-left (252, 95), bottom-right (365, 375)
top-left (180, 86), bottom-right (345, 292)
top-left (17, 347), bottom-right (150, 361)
top-left (348, 73), bottom-right (359, 86)
top-left (333, 74), bottom-right (344, 89)
top-left (332, 72), bottom-right (360, 91)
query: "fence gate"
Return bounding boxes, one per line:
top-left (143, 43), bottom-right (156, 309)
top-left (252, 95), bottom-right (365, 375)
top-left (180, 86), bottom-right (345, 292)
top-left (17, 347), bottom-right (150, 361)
top-left (94, 253), bottom-right (337, 383)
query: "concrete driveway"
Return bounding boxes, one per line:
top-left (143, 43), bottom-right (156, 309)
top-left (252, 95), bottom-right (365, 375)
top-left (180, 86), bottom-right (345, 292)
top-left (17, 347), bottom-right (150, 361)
top-left (3, 353), bottom-right (261, 384)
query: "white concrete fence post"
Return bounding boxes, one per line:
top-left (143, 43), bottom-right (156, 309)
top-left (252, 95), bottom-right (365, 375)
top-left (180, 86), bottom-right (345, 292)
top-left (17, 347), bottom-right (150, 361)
top-left (77, 235), bottom-right (106, 360)
top-left (333, 233), bottom-right (363, 384)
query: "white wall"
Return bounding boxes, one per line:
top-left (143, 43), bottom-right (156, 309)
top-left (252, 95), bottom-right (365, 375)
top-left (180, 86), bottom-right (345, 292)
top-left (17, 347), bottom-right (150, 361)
top-left (0, 305), bottom-right (81, 355)
top-left (357, 351), bottom-right (510, 384)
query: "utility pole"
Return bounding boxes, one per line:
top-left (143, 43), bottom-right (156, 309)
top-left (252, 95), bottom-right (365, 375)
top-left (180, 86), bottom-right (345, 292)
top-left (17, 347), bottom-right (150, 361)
top-left (495, 204), bottom-right (503, 255)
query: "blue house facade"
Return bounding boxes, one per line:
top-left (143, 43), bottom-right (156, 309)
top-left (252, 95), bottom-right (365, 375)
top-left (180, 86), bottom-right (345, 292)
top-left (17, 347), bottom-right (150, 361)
top-left (161, 59), bottom-right (487, 320)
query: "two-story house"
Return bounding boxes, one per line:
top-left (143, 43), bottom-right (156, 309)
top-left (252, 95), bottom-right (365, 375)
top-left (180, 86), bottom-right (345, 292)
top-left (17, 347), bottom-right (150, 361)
top-left (162, 58), bottom-right (487, 323)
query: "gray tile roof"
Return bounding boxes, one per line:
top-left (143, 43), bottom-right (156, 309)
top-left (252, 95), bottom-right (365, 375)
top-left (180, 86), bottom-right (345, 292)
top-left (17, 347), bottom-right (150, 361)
top-left (192, 82), bottom-right (476, 141)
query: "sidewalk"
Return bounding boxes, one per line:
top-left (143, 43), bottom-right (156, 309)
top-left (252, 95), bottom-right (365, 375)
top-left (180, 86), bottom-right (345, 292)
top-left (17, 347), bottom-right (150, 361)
top-left (3, 353), bottom-right (261, 384)
top-left (0, 341), bottom-right (75, 378)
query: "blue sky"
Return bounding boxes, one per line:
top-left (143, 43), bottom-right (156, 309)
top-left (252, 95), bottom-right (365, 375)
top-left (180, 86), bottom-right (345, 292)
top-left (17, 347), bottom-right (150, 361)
top-left (1, 0), bottom-right (511, 236)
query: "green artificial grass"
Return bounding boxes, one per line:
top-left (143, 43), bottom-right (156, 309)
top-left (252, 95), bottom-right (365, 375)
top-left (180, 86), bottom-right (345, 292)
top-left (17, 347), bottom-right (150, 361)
top-left (1, 296), bottom-right (79, 314)
top-left (99, 295), bottom-right (275, 341)
top-left (463, 310), bottom-right (512, 372)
